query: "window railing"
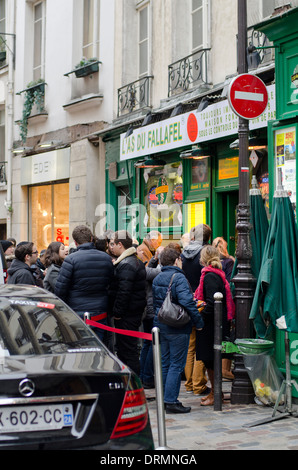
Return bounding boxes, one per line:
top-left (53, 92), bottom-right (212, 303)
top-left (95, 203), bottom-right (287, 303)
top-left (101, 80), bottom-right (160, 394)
top-left (247, 27), bottom-right (275, 70)
top-left (168, 49), bottom-right (210, 97)
top-left (118, 76), bottom-right (153, 116)
top-left (0, 162), bottom-right (7, 184)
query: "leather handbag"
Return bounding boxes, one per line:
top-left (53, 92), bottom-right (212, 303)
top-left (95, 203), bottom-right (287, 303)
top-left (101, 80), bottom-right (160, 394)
top-left (157, 274), bottom-right (190, 328)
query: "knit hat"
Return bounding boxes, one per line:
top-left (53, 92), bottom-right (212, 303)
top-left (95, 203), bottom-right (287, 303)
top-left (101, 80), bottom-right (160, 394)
top-left (0, 240), bottom-right (13, 253)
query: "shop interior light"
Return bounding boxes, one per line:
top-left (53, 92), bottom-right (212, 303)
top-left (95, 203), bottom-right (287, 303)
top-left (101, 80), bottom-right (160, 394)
top-left (134, 157), bottom-right (166, 168)
top-left (180, 145), bottom-right (210, 160)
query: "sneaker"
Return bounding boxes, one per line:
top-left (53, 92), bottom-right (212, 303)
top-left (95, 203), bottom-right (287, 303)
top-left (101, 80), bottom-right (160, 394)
top-left (165, 403), bottom-right (191, 414)
top-left (185, 390), bottom-right (193, 394)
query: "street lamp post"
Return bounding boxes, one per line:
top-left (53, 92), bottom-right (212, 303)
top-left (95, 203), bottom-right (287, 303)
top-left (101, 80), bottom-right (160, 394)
top-left (231, 0), bottom-right (255, 404)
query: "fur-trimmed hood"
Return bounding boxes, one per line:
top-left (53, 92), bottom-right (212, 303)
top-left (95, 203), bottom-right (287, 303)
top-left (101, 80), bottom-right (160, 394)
top-left (113, 247), bottom-right (137, 265)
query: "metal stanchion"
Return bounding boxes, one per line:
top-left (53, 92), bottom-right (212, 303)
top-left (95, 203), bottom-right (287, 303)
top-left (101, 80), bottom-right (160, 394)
top-left (84, 312), bottom-right (90, 323)
top-left (152, 327), bottom-right (168, 450)
top-left (214, 293), bottom-right (223, 411)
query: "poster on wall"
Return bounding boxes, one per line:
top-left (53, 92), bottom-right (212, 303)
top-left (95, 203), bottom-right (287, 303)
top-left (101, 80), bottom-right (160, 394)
top-left (274, 127), bottom-right (296, 212)
top-left (186, 201), bottom-right (206, 233)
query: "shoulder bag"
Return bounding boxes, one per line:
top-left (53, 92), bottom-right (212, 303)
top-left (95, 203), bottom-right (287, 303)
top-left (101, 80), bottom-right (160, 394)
top-left (157, 274), bottom-right (190, 328)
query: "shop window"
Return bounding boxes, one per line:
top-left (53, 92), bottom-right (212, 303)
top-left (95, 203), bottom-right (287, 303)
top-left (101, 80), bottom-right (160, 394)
top-left (143, 161), bottom-right (183, 233)
top-left (29, 183), bottom-right (69, 251)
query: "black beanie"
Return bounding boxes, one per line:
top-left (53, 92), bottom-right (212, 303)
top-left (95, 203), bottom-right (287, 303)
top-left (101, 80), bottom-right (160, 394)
top-left (0, 240), bottom-right (13, 253)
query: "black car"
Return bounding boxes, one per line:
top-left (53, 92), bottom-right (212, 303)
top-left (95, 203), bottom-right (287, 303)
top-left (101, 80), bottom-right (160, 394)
top-left (0, 285), bottom-right (154, 450)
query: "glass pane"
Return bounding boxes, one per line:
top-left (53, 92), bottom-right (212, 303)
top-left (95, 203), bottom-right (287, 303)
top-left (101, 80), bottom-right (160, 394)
top-left (144, 162), bottom-right (183, 230)
top-left (83, 0), bottom-right (95, 59)
top-left (139, 7), bottom-right (148, 42)
top-left (0, 126), bottom-right (5, 162)
top-left (30, 185), bottom-right (52, 251)
top-left (34, 2), bottom-right (42, 21)
top-left (192, 9), bottom-right (203, 49)
top-left (29, 183), bottom-right (69, 251)
top-left (191, 158), bottom-right (209, 186)
top-left (53, 183), bottom-right (70, 247)
top-left (139, 40), bottom-right (148, 75)
top-left (0, 0), bottom-right (5, 21)
top-left (0, 295), bottom-right (100, 356)
top-left (34, 20), bottom-right (42, 69)
top-left (192, 0), bottom-right (202, 10)
top-left (263, 0), bottom-right (276, 18)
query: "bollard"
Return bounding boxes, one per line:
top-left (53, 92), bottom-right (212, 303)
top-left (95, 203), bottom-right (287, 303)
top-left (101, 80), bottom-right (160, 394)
top-left (214, 292), bottom-right (223, 411)
top-left (152, 327), bottom-right (168, 450)
top-left (83, 312), bottom-right (90, 323)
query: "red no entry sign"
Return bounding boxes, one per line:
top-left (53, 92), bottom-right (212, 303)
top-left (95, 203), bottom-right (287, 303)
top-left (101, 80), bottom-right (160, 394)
top-left (228, 74), bottom-right (268, 120)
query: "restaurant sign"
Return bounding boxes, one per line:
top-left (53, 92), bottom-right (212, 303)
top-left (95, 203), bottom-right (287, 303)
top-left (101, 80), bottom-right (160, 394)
top-left (120, 85), bottom-right (275, 161)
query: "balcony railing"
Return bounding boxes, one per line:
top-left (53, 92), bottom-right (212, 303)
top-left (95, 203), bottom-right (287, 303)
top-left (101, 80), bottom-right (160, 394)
top-left (118, 76), bottom-right (153, 117)
top-left (0, 162), bottom-right (7, 184)
top-left (168, 49), bottom-right (210, 97)
top-left (247, 27), bottom-right (275, 70)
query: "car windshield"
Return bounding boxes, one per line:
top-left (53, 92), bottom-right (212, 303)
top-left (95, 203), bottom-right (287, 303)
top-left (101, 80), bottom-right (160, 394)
top-left (0, 295), bottom-right (101, 356)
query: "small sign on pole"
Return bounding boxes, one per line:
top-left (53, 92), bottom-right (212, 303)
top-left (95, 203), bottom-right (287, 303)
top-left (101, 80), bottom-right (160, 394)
top-left (228, 74), bottom-right (268, 120)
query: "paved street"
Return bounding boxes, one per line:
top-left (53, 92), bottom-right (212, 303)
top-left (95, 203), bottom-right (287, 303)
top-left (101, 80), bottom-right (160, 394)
top-left (146, 380), bottom-right (298, 451)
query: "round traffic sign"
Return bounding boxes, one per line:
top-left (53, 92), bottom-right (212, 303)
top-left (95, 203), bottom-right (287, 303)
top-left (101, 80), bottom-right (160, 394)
top-left (228, 74), bottom-right (268, 120)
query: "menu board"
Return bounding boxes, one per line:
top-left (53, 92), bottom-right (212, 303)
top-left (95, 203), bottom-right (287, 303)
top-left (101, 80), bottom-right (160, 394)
top-left (275, 126), bottom-right (296, 207)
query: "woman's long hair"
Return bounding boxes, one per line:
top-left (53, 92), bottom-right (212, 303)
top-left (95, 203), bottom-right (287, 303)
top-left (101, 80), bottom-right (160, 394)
top-left (45, 241), bottom-right (64, 267)
top-left (200, 245), bottom-right (222, 270)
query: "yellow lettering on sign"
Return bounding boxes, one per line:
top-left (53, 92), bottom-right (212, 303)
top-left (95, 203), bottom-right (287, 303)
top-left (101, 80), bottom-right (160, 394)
top-left (155, 185), bottom-right (169, 195)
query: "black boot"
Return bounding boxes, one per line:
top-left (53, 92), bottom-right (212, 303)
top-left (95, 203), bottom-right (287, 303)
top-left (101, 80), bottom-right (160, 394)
top-left (165, 403), bottom-right (191, 414)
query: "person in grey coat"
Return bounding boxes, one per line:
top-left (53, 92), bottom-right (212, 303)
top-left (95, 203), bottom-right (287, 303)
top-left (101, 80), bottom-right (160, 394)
top-left (43, 242), bottom-right (67, 293)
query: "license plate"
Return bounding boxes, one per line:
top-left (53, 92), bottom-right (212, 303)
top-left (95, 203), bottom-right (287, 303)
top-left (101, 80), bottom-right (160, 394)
top-left (0, 404), bottom-right (73, 433)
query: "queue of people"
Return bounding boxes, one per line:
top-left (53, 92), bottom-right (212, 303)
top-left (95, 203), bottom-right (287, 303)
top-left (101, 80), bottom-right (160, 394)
top-left (0, 223), bottom-right (235, 414)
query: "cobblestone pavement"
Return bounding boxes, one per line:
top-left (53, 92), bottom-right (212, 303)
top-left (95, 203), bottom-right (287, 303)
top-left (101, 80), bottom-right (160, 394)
top-left (145, 380), bottom-right (298, 451)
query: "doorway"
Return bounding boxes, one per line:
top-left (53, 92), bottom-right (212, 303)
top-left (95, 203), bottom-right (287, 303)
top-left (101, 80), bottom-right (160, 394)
top-left (215, 190), bottom-right (238, 258)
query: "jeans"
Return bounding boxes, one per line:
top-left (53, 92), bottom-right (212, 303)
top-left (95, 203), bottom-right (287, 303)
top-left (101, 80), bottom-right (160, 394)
top-left (159, 326), bottom-right (190, 404)
top-left (140, 318), bottom-right (154, 385)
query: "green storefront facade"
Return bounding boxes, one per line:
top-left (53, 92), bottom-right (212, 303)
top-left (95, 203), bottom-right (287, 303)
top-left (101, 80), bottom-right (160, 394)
top-left (255, 7), bottom-right (298, 398)
top-left (104, 87), bottom-right (275, 255)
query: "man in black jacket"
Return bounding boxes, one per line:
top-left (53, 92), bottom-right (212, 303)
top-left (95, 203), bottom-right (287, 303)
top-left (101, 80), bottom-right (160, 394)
top-left (55, 225), bottom-right (114, 342)
top-left (7, 242), bottom-right (39, 285)
top-left (109, 230), bottom-right (146, 375)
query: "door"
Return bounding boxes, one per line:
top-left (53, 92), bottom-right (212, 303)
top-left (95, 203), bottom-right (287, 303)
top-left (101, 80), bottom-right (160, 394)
top-left (215, 190), bottom-right (238, 258)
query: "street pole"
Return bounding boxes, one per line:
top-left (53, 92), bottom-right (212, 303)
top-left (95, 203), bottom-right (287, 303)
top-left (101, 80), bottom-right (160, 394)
top-left (231, 0), bottom-right (255, 404)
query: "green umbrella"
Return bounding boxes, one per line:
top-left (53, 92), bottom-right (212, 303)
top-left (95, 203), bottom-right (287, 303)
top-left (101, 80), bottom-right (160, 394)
top-left (250, 185), bottom-right (298, 338)
top-left (249, 176), bottom-right (269, 279)
top-left (230, 176), bottom-right (269, 291)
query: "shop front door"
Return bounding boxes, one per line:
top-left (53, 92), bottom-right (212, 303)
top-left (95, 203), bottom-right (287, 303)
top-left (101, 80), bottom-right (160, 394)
top-left (215, 190), bottom-right (238, 258)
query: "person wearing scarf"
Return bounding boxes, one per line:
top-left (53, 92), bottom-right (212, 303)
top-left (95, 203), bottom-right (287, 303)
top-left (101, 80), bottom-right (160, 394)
top-left (194, 245), bottom-right (235, 406)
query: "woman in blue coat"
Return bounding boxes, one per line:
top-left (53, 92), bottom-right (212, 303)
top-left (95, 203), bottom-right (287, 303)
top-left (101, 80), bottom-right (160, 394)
top-left (152, 248), bottom-right (204, 414)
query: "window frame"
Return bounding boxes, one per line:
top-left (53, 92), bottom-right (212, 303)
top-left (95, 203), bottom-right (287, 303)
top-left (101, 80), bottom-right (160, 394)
top-left (82, 0), bottom-right (100, 59)
top-left (138, 2), bottom-right (149, 78)
top-left (33, 0), bottom-right (46, 81)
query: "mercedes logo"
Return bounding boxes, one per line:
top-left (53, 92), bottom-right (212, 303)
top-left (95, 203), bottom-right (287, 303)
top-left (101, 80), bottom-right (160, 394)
top-left (19, 379), bottom-right (35, 397)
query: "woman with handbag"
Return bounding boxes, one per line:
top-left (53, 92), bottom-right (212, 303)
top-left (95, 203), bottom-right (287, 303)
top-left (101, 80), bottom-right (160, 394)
top-left (152, 248), bottom-right (204, 414)
top-left (194, 245), bottom-right (235, 406)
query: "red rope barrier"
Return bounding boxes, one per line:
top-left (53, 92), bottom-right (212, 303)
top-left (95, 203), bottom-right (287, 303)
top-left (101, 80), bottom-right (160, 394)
top-left (86, 318), bottom-right (153, 341)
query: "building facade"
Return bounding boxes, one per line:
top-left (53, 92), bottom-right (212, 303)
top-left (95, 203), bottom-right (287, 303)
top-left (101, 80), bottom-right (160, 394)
top-left (1, 0), bottom-right (115, 249)
top-left (0, 0), bottom-right (297, 250)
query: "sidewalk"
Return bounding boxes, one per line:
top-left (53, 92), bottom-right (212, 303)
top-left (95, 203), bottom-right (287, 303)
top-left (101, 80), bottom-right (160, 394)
top-left (145, 380), bottom-right (298, 450)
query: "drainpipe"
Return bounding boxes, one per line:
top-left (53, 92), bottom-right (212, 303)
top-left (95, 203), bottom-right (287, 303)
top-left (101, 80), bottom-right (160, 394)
top-left (5, 0), bottom-right (15, 237)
